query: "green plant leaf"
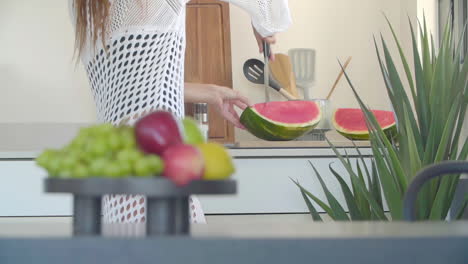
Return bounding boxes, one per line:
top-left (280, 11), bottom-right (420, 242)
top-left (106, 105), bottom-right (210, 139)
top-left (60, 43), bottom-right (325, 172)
top-left (457, 139), bottom-right (468, 161)
top-left (300, 188), bottom-right (323, 221)
top-left (403, 108), bottom-right (422, 178)
top-left (353, 99), bottom-right (408, 195)
top-left (338, 53), bottom-right (409, 194)
top-left (422, 112), bottom-right (439, 165)
top-left (409, 19), bottom-right (430, 144)
top-left (402, 107), bottom-right (431, 219)
top-left (455, 194), bottom-right (468, 220)
top-left (447, 137), bottom-right (467, 203)
top-left (430, 33), bottom-right (437, 66)
top-left (308, 161), bottom-right (349, 221)
top-left (336, 55), bottom-right (404, 218)
top-left (370, 142), bottom-right (403, 220)
top-left (355, 160), bottom-right (371, 218)
top-left (293, 14), bottom-right (467, 222)
top-left (384, 15), bottom-right (416, 103)
top-left (291, 179), bottom-right (335, 219)
top-left (352, 141), bottom-right (372, 182)
top-left (454, 21), bottom-right (468, 62)
top-left (429, 174), bottom-right (459, 220)
top-left (356, 159), bottom-right (366, 184)
top-left (370, 161), bottom-right (384, 214)
top-left (329, 164), bottom-right (363, 220)
top-left (425, 83), bottom-right (462, 216)
top-left (450, 63), bottom-right (468, 157)
top-left (421, 17), bottom-right (434, 95)
top-left (428, 20), bottom-right (451, 141)
top-left (353, 143), bottom-right (377, 217)
top-left (372, 122), bottom-right (408, 191)
top-left (326, 138), bottom-right (387, 220)
top-left (380, 35), bottom-right (423, 153)
top-left (373, 37), bottom-right (394, 94)
top-left (433, 97), bottom-right (461, 163)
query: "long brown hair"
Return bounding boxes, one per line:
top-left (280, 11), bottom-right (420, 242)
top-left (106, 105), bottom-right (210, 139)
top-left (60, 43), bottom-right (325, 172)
top-left (73, 0), bottom-right (111, 57)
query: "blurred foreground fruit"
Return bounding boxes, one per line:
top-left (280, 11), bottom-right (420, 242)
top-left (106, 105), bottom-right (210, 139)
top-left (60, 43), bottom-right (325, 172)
top-left (135, 111), bottom-right (183, 155)
top-left (182, 117), bottom-right (205, 144)
top-left (162, 144), bottom-right (204, 186)
top-left (197, 143), bottom-right (235, 180)
top-left (36, 123), bottom-right (164, 178)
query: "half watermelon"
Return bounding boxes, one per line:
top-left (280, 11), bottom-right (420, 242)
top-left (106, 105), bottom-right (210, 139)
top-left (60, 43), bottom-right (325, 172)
top-left (333, 108), bottom-right (396, 140)
top-left (240, 101), bottom-right (322, 141)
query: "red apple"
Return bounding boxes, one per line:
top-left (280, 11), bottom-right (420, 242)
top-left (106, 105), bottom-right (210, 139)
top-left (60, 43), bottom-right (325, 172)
top-left (162, 144), bottom-right (204, 186)
top-left (135, 111), bottom-right (183, 155)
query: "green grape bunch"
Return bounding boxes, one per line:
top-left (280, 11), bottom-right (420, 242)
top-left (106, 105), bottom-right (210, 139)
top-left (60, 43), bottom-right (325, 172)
top-left (36, 124), bottom-right (164, 179)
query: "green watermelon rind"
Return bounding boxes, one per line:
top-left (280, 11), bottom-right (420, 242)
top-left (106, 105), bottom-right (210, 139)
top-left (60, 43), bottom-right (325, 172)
top-left (333, 110), bottom-right (397, 141)
top-left (240, 107), bottom-right (321, 141)
top-left (335, 125), bottom-right (397, 140)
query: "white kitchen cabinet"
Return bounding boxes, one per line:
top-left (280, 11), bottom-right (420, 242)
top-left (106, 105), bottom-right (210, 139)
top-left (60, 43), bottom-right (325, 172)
top-left (0, 161), bottom-right (71, 216)
top-left (0, 152), bottom-right (372, 216)
top-left (199, 156), bottom-right (373, 214)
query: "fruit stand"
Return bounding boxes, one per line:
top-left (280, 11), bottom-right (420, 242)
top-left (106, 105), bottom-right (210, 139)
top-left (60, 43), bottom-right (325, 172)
top-left (45, 178), bottom-right (236, 236)
top-left (33, 111), bottom-right (237, 237)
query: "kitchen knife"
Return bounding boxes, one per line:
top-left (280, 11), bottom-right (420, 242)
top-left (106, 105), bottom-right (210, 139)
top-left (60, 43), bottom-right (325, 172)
top-left (263, 41), bottom-right (271, 102)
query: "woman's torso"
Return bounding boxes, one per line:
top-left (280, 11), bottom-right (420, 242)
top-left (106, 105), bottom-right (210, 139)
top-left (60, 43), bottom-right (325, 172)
top-left (71, 0), bottom-right (190, 125)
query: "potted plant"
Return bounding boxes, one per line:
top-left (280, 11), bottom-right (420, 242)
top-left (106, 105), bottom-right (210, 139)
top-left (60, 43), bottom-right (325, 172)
top-left (293, 15), bottom-right (467, 221)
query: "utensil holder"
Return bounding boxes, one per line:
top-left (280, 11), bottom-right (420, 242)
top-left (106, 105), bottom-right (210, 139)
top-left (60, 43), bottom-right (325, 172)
top-left (299, 99), bottom-right (332, 141)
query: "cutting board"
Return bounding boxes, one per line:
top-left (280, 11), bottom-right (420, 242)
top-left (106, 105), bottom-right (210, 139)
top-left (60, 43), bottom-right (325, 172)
top-left (270, 54), bottom-right (299, 98)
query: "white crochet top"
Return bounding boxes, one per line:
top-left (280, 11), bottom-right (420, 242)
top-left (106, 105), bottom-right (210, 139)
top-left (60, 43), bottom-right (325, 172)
top-left (69, 0), bottom-right (291, 225)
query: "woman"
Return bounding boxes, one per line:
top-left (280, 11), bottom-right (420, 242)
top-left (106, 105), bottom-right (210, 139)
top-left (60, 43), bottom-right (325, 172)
top-left (70, 0), bottom-right (291, 224)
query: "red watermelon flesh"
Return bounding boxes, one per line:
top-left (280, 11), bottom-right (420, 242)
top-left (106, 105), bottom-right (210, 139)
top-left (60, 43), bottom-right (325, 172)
top-left (240, 101), bottom-right (322, 141)
top-left (333, 108), bottom-right (396, 140)
top-left (253, 101), bottom-right (321, 124)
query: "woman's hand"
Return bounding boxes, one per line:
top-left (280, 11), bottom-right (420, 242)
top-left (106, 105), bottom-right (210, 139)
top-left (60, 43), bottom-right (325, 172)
top-left (184, 83), bottom-right (252, 129)
top-left (252, 25), bottom-right (276, 61)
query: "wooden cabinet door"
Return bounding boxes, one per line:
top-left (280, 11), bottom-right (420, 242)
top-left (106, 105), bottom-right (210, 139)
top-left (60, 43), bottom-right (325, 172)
top-left (185, 0), bottom-right (234, 143)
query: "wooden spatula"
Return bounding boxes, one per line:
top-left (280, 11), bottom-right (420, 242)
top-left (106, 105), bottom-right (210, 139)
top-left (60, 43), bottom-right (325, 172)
top-left (269, 53), bottom-right (299, 98)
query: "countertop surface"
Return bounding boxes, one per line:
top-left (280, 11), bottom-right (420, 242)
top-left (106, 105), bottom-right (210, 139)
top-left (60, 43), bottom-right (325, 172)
top-left (0, 123), bottom-right (371, 159)
top-left (0, 216), bottom-right (467, 238)
top-left (1, 217), bottom-right (466, 264)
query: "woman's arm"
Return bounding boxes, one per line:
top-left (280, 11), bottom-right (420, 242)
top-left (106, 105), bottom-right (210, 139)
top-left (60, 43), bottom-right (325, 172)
top-left (221, 0), bottom-right (292, 38)
top-left (220, 0), bottom-right (291, 58)
top-left (184, 83), bottom-right (252, 129)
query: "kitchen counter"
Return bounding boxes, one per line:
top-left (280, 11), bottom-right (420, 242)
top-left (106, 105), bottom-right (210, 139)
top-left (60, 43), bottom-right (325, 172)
top-left (0, 218), bottom-right (467, 264)
top-left (0, 123), bottom-right (370, 159)
top-left (0, 123), bottom-right (373, 217)
top-left (1, 216), bottom-right (467, 238)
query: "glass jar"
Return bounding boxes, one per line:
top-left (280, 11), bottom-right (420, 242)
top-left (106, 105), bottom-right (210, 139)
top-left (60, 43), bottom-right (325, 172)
top-left (193, 103), bottom-right (209, 140)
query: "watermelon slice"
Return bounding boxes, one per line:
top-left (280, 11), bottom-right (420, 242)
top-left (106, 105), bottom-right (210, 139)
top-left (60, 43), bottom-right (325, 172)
top-left (333, 108), bottom-right (396, 140)
top-left (240, 101), bottom-right (322, 141)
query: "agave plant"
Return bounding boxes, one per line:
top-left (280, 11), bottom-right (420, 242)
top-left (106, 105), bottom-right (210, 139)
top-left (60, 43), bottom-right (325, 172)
top-left (294, 15), bottom-right (468, 221)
